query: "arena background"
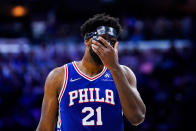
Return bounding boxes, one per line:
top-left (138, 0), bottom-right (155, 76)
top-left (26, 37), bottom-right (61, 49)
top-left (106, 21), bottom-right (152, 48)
top-left (0, 0), bottom-right (196, 131)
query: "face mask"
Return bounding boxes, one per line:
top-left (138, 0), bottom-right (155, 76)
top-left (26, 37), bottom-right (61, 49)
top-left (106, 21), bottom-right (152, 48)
top-left (84, 26), bottom-right (117, 47)
top-left (85, 26), bottom-right (118, 65)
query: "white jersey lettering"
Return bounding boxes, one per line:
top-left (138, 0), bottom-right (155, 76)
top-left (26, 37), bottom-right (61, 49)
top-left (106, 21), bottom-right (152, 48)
top-left (69, 90), bottom-right (78, 106)
top-left (105, 89), bottom-right (115, 105)
top-left (79, 88), bottom-right (89, 103)
top-left (68, 88), bottom-right (115, 106)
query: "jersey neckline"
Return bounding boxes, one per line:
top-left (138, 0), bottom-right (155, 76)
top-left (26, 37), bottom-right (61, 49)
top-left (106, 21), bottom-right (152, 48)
top-left (72, 61), bottom-right (107, 81)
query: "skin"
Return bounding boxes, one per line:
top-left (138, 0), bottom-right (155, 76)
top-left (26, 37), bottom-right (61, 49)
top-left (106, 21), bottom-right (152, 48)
top-left (36, 66), bottom-right (64, 131)
top-left (36, 36), bottom-right (146, 131)
top-left (91, 36), bottom-right (146, 125)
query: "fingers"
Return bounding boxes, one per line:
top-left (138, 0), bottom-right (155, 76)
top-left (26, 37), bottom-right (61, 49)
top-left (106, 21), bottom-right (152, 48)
top-left (91, 39), bottom-right (104, 57)
top-left (91, 44), bottom-right (103, 58)
top-left (92, 40), bottom-right (105, 51)
top-left (98, 36), bottom-right (112, 48)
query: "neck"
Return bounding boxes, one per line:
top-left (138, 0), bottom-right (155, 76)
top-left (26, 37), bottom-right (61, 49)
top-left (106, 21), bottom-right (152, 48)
top-left (76, 50), bottom-right (104, 77)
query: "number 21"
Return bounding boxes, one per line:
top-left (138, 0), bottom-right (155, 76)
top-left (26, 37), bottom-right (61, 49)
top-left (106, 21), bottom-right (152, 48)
top-left (82, 107), bottom-right (102, 126)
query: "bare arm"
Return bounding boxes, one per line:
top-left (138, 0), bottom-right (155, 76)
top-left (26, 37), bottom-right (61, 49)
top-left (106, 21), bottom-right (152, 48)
top-left (91, 36), bottom-right (146, 126)
top-left (36, 67), bottom-right (64, 131)
top-left (110, 65), bottom-right (146, 126)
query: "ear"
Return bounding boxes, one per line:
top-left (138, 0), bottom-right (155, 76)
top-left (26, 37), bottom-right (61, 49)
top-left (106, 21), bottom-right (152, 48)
top-left (84, 39), bottom-right (92, 47)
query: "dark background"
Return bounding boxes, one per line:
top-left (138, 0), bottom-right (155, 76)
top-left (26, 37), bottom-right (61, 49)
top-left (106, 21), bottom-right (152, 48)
top-left (0, 0), bottom-right (196, 131)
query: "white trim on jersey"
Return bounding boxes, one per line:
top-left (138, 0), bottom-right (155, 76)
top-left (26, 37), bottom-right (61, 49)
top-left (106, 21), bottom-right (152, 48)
top-left (58, 64), bottom-right (68, 102)
top-left (72, 61), bottom-right (107, 81)
top-left (57, 64), bottom-right (68, 128)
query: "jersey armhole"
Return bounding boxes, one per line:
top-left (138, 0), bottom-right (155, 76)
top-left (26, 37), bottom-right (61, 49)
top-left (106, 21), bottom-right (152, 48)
top-left (58, 64), bottom-right (68, 103)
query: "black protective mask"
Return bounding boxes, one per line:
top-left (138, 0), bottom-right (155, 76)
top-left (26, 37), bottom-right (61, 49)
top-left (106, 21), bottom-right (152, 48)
top-left (85, 26), bottom-right (118, 65)
top-left (84, 26), bottom-right (117, 47)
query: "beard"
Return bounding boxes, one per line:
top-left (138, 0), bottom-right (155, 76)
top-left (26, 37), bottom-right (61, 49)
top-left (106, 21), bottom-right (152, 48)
top-left (89, 44), bottom-right (103, 65)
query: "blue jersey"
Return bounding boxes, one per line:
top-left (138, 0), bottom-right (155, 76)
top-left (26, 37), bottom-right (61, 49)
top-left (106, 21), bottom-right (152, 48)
top-left (57, 61), bottom-right (124, 131)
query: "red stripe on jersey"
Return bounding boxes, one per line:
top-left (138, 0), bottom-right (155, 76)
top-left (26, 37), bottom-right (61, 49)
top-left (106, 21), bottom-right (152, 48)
top-left (58, 105), bottom-right (61, 127)
top-left (73, 61), bottom-right (106, 81)
top-left (58, 64), bottom-right (68, 102)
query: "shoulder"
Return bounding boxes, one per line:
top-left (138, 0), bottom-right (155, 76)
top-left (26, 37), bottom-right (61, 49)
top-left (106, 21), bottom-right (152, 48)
top-left (120, 65), bottom-right (137, 87)
top-left (47, 66), bottom-right (65, 82)
top-left (120, 65), bottom-right (136, 77)
top-left (44, 65), bottom-right (66, 96)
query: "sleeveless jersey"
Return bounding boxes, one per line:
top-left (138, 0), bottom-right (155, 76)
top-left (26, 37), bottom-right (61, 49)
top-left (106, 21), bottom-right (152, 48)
top-left (57, 61), bottom-right (124, 131)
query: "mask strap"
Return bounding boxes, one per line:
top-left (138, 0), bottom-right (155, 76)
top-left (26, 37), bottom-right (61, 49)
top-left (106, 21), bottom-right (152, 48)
top-left (84, 26), bottom-right (117, 40)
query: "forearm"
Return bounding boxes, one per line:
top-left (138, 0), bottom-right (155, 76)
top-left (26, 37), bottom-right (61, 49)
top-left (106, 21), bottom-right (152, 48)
top-left (36, 105), bottom-right (57, 131)
top-left (36, 116), bottom-right (56, 131)
top-left (91, 36), bottom-right (146, 124)
top-left (36, 67), bottom-right (63, 131)
top-left (109, 65), bottom-right (146, 125)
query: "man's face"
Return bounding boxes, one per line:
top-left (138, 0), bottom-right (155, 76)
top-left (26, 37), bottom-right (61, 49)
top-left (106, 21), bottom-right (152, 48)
top-left (89, 35), bottom-right (117, 65)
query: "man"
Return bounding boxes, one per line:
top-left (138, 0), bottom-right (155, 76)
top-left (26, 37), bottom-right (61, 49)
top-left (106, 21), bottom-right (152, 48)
top-left (36, 13), bottom-right (146, 131)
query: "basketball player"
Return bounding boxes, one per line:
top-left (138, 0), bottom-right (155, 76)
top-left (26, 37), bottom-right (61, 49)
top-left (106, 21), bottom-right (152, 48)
top-left (36, 13), bottom-right (146, 131)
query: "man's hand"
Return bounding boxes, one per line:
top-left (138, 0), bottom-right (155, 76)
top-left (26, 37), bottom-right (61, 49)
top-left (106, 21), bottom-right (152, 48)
top-left (91, 36), bottom-right (119, 70)
top-left (92, 36), bottom-right (146, 125)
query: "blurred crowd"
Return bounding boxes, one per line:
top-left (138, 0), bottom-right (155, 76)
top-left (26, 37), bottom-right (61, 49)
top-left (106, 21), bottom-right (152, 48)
top-left (0, 40), bottom-right (195, 130)
top-left (0, 11), bottom-right (196, 130)
top-left (121, 16), bottom-right (193, 41)
top-left (120, 44), bottom-right (196, 131)
top-left (0, 0), bottom-right (195, 130)
top-left (0, 16), bottom-right (194, 42)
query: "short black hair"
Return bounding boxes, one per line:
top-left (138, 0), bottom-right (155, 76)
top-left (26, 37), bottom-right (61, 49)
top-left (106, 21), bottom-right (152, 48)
top-left (80, 13), bottom-right (122, 38)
